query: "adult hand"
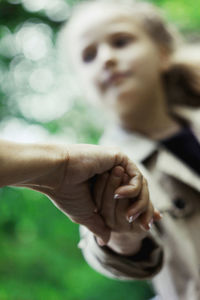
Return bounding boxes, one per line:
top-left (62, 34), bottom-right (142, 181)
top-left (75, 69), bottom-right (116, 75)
top-left (6, 142), bottom-right (143, 244)
top-left (41, 144), bottom-right (144, 245)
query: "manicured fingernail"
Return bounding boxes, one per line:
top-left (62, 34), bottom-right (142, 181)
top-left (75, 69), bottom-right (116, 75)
top-left (127, 212), bottom-right (140, 223)
top-left (114, 194), bottom-right (124, 199)
top-left (140, 219), bottom-right (154, 232)
top-left (128, 216), bottom-right (134, 223)
top-left (148, 219), bottom-right (154, 229)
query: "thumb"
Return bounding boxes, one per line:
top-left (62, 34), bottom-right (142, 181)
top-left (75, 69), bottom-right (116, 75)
top-left (84, 214), bottom-right (111, 246)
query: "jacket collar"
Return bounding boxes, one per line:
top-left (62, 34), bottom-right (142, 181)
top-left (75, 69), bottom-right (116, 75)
top-left (156, 148), bottom-right (200, 192)
top-left (100, 124), bottom-right (158, 162)
top-left (101, 124), bottom-right (200, 192)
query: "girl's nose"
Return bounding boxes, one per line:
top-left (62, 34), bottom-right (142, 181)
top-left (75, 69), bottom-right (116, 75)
top-left (99, 44), bottom-right (117, 69)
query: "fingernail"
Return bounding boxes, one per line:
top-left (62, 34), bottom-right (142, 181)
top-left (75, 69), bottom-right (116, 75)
top-left (93, 207), bottom-right (98, 213)
top-left (140, 219), bottom-right (154, 232)
top-left (148, 219), bottom-right (154, 229)
top-left (127, 212), bottom-right (141, 223)
top-left (128, 216), bottom-right (134, 223)
top-left (114, 194), bottom-right (124, 199)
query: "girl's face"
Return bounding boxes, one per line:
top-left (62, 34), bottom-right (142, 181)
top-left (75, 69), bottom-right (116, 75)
top-left (68, 4), bottom-right (168, 114)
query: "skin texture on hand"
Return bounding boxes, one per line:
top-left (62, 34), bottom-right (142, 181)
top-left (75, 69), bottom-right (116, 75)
top-left (0, 140), bottom-right (144, 245)
top-left (93, 165), bottom-right (162, 254)
top-left (40, 144), bottom-right (144, 245)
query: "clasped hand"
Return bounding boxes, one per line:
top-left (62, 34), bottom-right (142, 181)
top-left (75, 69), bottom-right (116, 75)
top-left (6, 142), bottom-right (160, 247)
top-left (92, 166), bottom-right (162, 254)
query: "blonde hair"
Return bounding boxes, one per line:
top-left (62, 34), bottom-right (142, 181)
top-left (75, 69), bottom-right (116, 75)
top-left (59, 0), bottom-right (200, 108)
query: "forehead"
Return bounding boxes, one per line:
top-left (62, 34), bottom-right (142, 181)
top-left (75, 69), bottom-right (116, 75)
top-left (68, 5), bottom-right (142, 45)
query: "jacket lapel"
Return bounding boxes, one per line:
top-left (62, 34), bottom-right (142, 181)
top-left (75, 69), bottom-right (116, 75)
top-left (156, 148), bottom-right (200, 193)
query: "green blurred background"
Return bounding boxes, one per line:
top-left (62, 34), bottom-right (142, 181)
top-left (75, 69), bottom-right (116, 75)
top-left (0, 0), bottom-right (199, 299)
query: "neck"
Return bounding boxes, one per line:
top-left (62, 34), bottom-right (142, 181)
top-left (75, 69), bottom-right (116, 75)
top-left (116, 81), bottom-right (181, 140)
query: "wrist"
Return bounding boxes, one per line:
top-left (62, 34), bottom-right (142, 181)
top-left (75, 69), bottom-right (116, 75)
top-left (107, 230), bottom-right (147, 256)
top-left (21, 143), bottom-right (69, 190)
top-left (0, 140), bottom-right (68, 189)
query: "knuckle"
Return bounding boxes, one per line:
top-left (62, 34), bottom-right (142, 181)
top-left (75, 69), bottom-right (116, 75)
top-left (114, 148), bottom-right (127, 164)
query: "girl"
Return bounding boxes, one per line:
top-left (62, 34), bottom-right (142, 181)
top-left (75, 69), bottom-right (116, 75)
top-left (59, 1), bottom-right (200, 299)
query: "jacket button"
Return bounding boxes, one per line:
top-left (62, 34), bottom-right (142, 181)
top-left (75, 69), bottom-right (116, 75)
top-left (173, 198), bottom-right (186, 209)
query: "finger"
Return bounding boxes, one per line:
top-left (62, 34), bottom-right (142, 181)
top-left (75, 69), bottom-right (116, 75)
top-left (139, 202), bottom-right (154, 231)
top-left (122, 158), bottom-right (143, 190)
top-left (93, 172), bottom-right (109, 212)
top-left (114, 171), bottom-right (143, 199)
top-left (115, 174), bottom-right (132, 229)
top-left (126, 178), bottom-right (149, 223)
top-left (113, 173), bottom-right (131, 230)
top-left (101, 166), bottom-right (124, 228)
top-left (122, 173), bottom-right (129, 185)
top-left (115, 197), bottom-right (132, 230)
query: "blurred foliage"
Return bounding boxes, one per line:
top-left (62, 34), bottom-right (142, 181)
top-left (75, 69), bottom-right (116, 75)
top-left (0, 187), bottom-right (155, 300)
top-left (0, 0), bottom-right (199, 299)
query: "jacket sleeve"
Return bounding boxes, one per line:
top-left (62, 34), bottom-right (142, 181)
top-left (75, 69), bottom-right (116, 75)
top-left (79, 225), bottom-right (164, 280)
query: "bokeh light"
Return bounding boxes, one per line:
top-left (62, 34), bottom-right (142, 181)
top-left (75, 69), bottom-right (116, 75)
top-left (18, 91), bottom-right (72, 122)
top-left (15, 22), bottom-right (53, 61)
top-left (0, 117), bottom-right (50, 142)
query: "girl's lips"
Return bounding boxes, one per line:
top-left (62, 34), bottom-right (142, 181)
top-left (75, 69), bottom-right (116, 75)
top-left (109, 73), bottom-right (127, 83)
top-left (102, 71), bottom-right (132, 88)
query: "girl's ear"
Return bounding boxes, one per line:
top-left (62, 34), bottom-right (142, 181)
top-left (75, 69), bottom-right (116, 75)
top-left (159, 46), bottom-right (172, 72)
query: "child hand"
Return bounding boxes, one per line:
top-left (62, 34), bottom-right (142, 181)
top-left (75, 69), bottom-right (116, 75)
top-left (93, 166), bottom-right (162, 243)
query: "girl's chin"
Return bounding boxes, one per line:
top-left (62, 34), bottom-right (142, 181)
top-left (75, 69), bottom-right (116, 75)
top-left (104, 82), bottom-right (139, 100)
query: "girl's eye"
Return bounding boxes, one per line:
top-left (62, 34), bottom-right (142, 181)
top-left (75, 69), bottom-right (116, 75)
top-left (112, 36), bottom-right (133, 48)
top-left (82, 47), bottom-right (97, 63)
